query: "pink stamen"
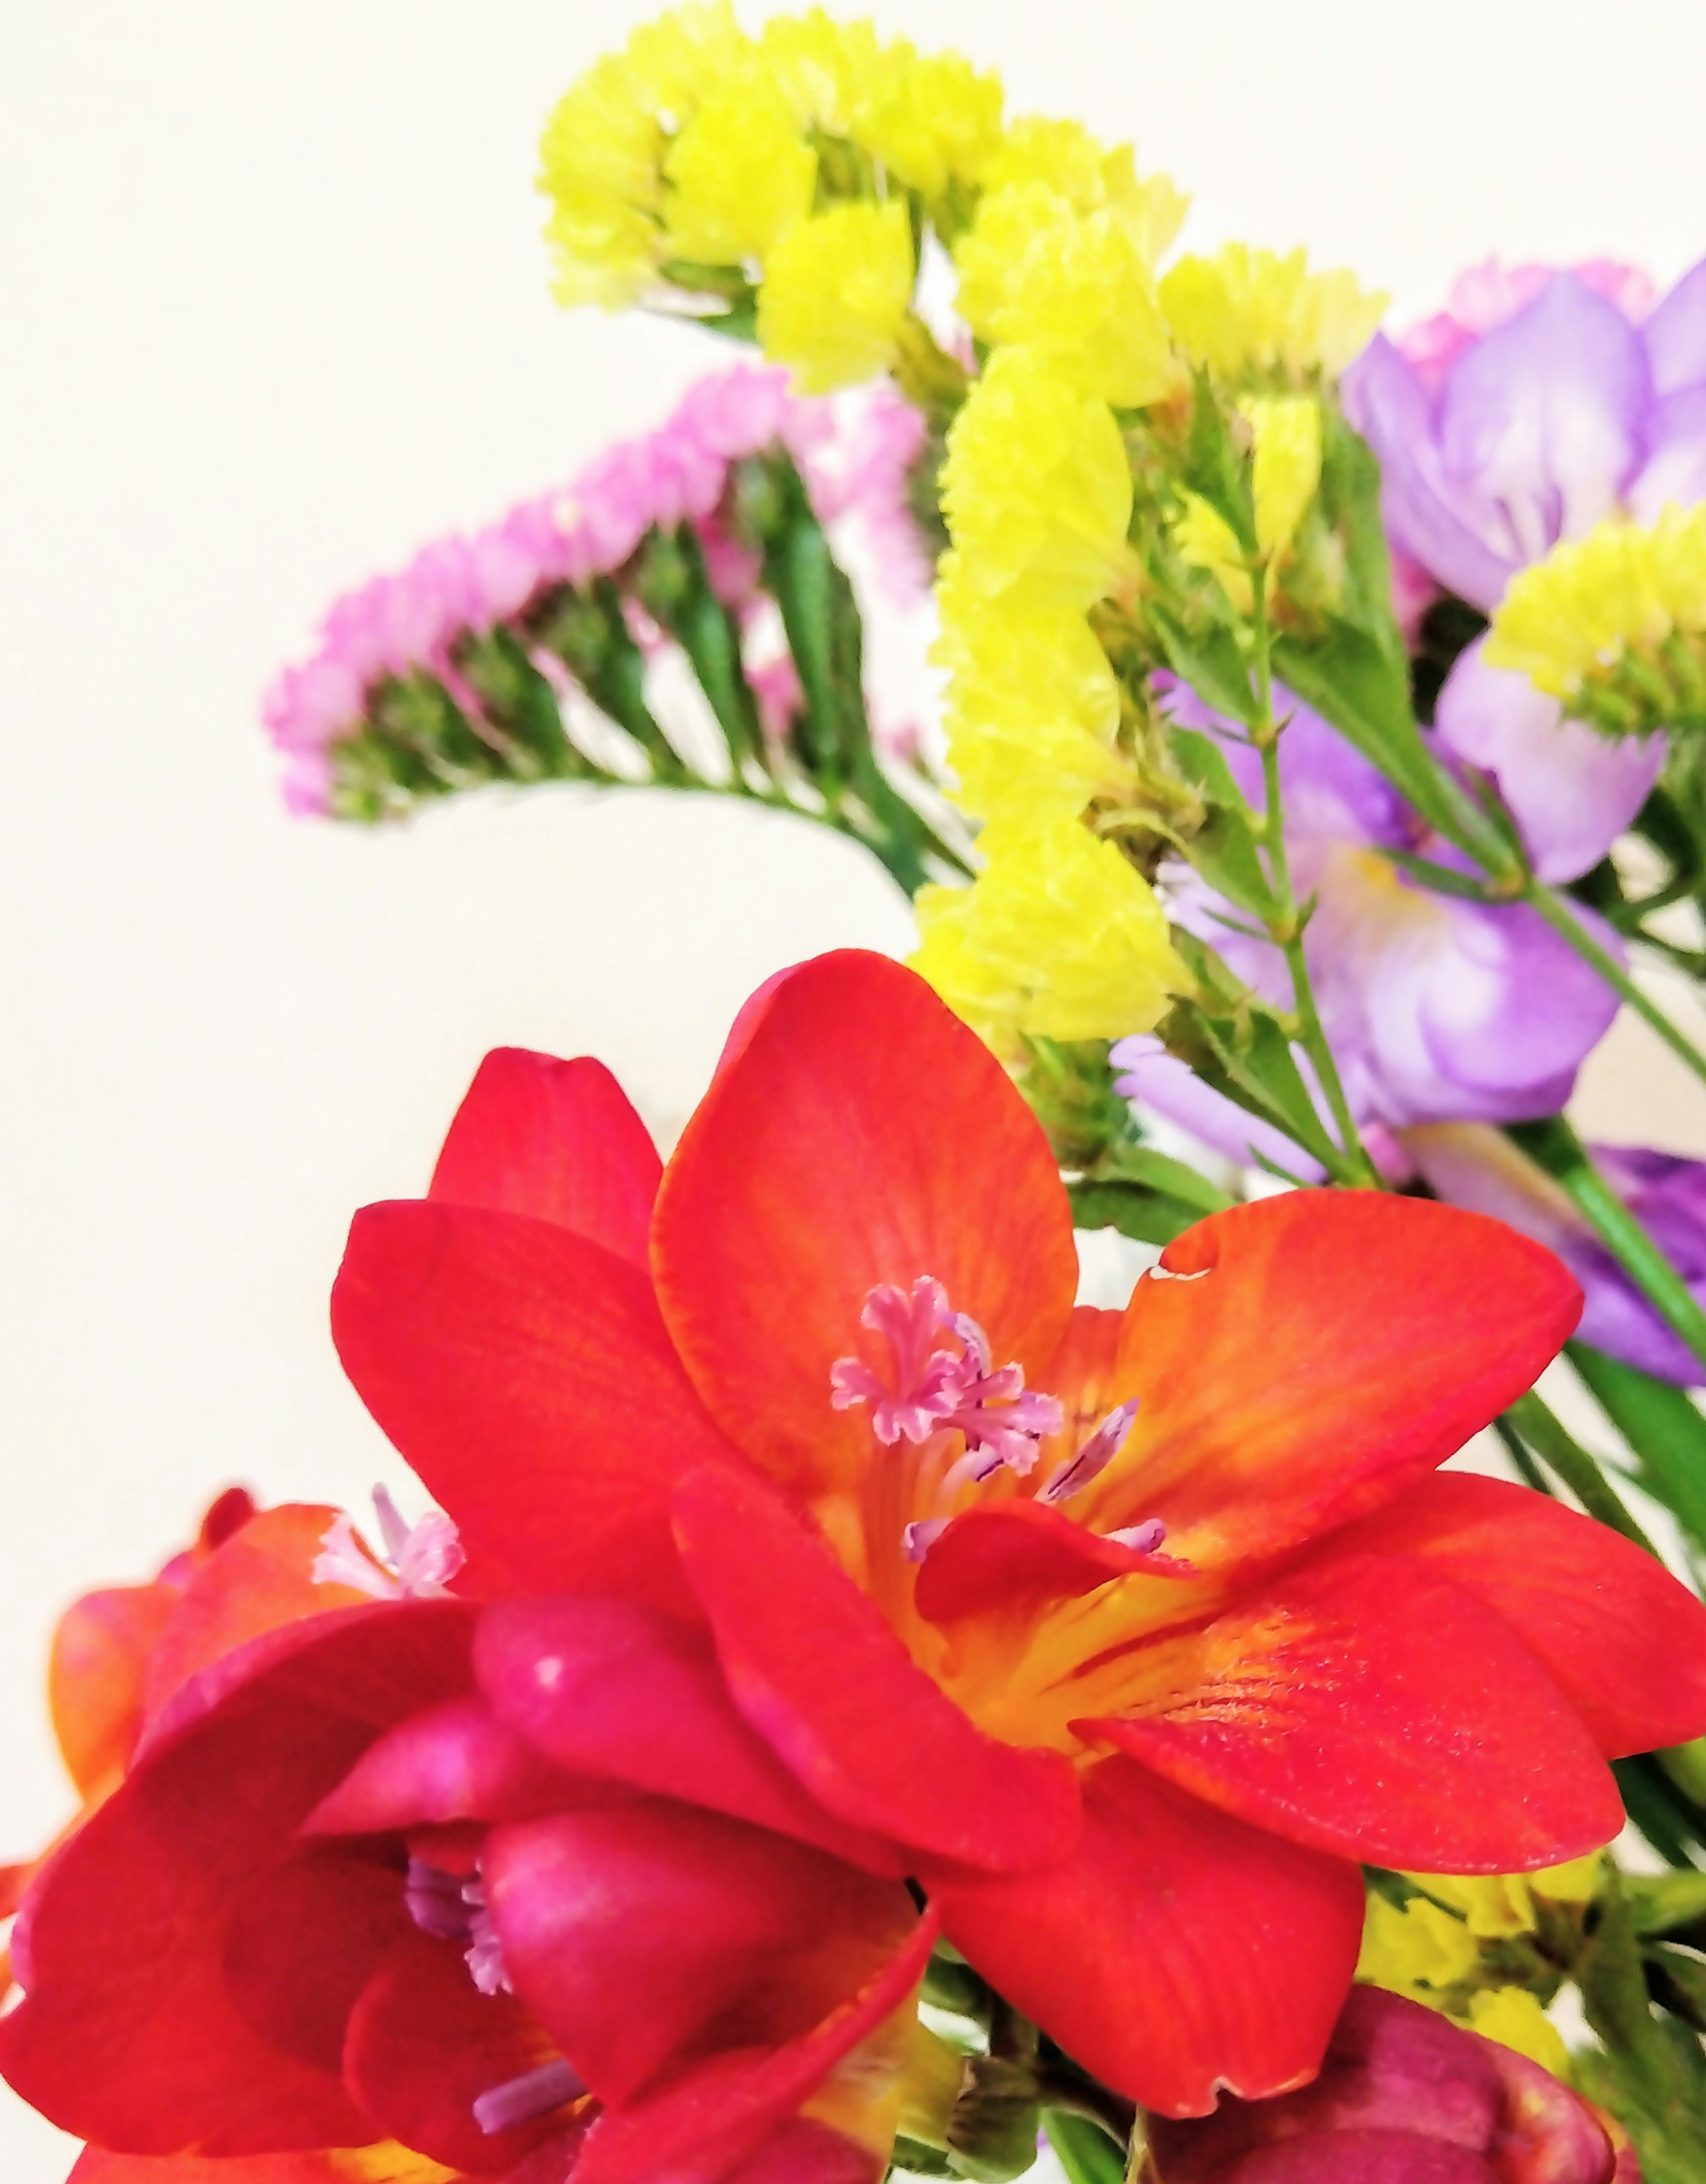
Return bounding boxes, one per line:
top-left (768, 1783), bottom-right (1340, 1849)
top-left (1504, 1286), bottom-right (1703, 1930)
top-left (473, 2058), bottom-right (586, 2136)
top-left (901, 1518), bottom-right (951, 1563)
top-left (1105, 1518), bottom-right (1168, 1554)
top-left (1042, 1399), bottom-right (1140, 1506)
top-left (313, 1486), bottom-right (465, 1601)
top-left (462, 1868), bottom-right (511, 1997)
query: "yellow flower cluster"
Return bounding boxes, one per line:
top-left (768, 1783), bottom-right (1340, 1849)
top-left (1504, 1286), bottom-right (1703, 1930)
top-left (912, 817), bottom-right (1184, 1055)
top-left (538, 5), bottom-right (1003, 388)
top-left (1357, 1858), bottom-right (1602, 2080)
top-left (1485, 502), bottom-right (1706, 712)
top-left (1159, 243), bottom-right (1387, 383)
top-left (1170, 394), bottom-right (1324, 614)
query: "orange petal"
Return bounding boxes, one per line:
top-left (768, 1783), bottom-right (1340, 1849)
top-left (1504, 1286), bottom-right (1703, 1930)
top-left (652, 952), bottom-right (1077, 1497)
top-left (1081, 1549), bottom-right (1621, 1870)
top-left (49, 1582), bottom-right (179, 1797)
top-left (1099, 1192), bottom-right (1581, 1574)
top-left (428, 1049), bottom-right (661, 1269)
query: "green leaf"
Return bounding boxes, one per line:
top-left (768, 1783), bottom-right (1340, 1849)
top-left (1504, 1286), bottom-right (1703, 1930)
top-left (1159, 934), bottom-right (1343, 1173)
top-left (1166, 724), bottom-right (1277, 919)
top-left (1378, 847), bottom-right (1498, 902)
top-left (1626, 1870), bottom-right (1706, 1938)
top-left (1068, 1180), bottom-right (1208, 1248)
top-left (1090, 1140), bottom-right (1236, 1214)
top-left (1041, 2112), bottom-right (1127, 2184)
top-left (1147, 600), bottom-right (1259, 728)
top-left (1180, 372), bottom-right (1257, 555)
top-left (1569, 1341), bottom-right (1706, 1557)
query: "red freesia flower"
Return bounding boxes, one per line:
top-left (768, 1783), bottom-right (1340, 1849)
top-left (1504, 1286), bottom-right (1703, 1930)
top-left (1144, 1984), bottom-right (1638, 2182)
top-left (0, 1588), bottom-right (937, 2182)
top-left (308, 950), bottom-right (1706, 2116)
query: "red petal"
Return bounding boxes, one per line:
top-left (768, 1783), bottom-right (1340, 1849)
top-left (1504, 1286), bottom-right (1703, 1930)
top-left (0, 1603), bottom-right (471, 2154)
top-left (1322, 1473), bottom-right (1706, 1759)
top-left (143, 1504), bottom-right (375, 1726)
top-left (1081, 1551), bottom-right (1622, 1870)
top-left (930, 1756), bottom-right (1363, 2115)
top-left (332, 1203), bottom-right (745, 1612)
top-left (652, 951), bottom-right (1077, 1496)
top-left (1097, 1193), bottom-right (1582, 1575)
top-left (474, 1597), bottom-right (903, 1874)
top-left (673, 1463), bottom-right (1081, 1873)
top-left (429, 1049), bottom-right (661, 1268)
top-left (570, 1907), bottom-right (937, 2184)
top-left (220, 1846), bottom-right (413, 2074)
top-left (304, 1695), bottom-right (607, 1835)
top-left (482, 1800), bottom-right (917, 2107)
top-left (48, 1581), bottom-right (178, 1796)
top-left (345, 1930), bottom-right (582, 2176)
top-left (913, 1498), bottom-right (1197, 1626)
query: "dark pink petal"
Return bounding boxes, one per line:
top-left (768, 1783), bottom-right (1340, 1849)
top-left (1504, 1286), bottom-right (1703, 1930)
top-left (304, 1695), bottom-right (609, 1835)
top-left (1083, 1552), bottom-right (1622, 1871)
top-left (482, 1800), bottom-right (918, 2106)
top-left (1321, 1473), bottom-right (1706, 1758)
top-left (672, 1463), bottom-right (1081, 1873)
top-left (474, 1596), bottom-right (903, 1874)
top-left (345, 1929), bottom-right (585, 2176)
top-left (568, 1906), bottom-right (937, 2184)
top-left (332, 1203), bottom-right (746, 1612)
top-left (929, 1758), bottom-right (1364, 2116)
top-left (0, 1603), bottom-right (471, 2154)
top-left (429, 1049), bottom-right (661, 1268)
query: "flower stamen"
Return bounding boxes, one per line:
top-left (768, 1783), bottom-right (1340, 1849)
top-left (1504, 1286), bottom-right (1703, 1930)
top-left (313, 1484), bottom-right (466, 1600)
top-left (473, 2058), bottom-right (587, 2136)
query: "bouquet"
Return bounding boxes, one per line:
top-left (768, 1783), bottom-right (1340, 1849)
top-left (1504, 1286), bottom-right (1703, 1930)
top-left (14, 8), bottom-right (1706, 2180)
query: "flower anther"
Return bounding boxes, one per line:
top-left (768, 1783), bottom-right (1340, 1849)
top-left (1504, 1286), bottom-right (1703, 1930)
top-left (311, 1483), bottom-right (465, 1600)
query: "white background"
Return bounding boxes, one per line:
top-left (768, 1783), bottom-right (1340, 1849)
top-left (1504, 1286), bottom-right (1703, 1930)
top-left (7, 2), bottom-right (1706, 2172)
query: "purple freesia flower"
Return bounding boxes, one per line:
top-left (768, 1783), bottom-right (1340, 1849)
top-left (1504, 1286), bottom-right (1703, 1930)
top-left (1145, 1985), bottom-right (1628, 2184)
top-left (1120, 682), bottom-right (1621, 1136)
top-left (1342, 259), bottom-right (1706, 883)
top-left (1402, 1125), bottom-right (1706, 1386)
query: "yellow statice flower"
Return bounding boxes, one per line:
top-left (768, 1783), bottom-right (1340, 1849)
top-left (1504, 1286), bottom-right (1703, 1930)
top-left (756, 198), bottom-right (915, 392)
top-left (757, 9), bottom-right (884, 135)
top-left (938, 588), bottom-right (1133, 820)
top-left (856, 44), bottom-right (1005, 199)
top-left (1172, 492), bottom-right (1253, 616)
top-left (662, 82), bottom-right (817, 262)
top-left (1415, 1858), bottom-right (1600, 1937)
top-left (1484, 503), bottom-right (1706, 710)
top-left (979, 119), bottom-right (1187, 266)
top-left (1160, 243), bottom-right (1387, 382)
top-left (538, 52), bottom-right (669, 308)
top-left (1244, 394), bottom-right (1322, 557)
top-left (953, 183), bottom-right (1173, 408)
top-left (1465, 1989), bottom-right (1574, 2079)
top-left (942, 349), bottom-right (1134, 609)
top-left (911, 815), bottom-right (1184, 1054)
top-left (1357, 1890), bottom-right (1481, 1998)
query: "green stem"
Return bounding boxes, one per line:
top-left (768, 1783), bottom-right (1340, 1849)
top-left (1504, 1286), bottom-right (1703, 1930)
top-left (1043, 2110), bottom-right (1129, 2184)
top-left (1501, 1389), bottom-right (1658, 1554)
top-left (1507, 1115), bottom-right (1706, 1377)
top-left (1528, 881), bottom-right (1706, 1097)
top-left (1250, 581), bottom-right (1380, 1189)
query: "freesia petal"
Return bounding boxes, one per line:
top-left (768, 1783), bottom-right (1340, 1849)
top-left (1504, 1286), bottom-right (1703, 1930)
top-left (569, 1908), bottom-right (937, 2184)
top-left (344, 1930), bottom-right (583, 2176)
top-left (1433, 639), bottom-right (1665, 887)
top-left (428, 1049), bottom-right (661, 1268)
top-left (914, 1499), bottom-right (1196, 1626)
top-left (332, 1203), bottom-right (745, 1612)
top-left (49, 1581), bottom-right (179, 1796)
top-left (1323, 1473), bottom-right (1706, 1758)
top-left (672, 1463), bottom-right (1081, 1873)
top-left (144, 1504), bottom-right (376, 1725)
top-left (482, 1799), bottom-right (917, 2107)
top-left (1097, 1193), bottom-right (1580, 1573)
top-left (475, 1595), bottom-right (903, 1874)
top-left (1083, 1551), bottom-right (1621, 1870)
top-left (304, 1695), bottom-right (608, 1835)
top-left (0, 1603), bottom-right (471, 2154)
top-left (1644, 253), bottom-right (1706, 397)
top-left (70, 2154), bottom-right (469, 2183)
top-left (652, 951), bottom-right (1077, 1496)
top-left (929, 1757), bottom-right (1364, 2116)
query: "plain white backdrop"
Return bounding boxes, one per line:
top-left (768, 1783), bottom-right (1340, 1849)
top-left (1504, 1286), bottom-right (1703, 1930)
top-left (7, 2), bottom-right (1706, 2171)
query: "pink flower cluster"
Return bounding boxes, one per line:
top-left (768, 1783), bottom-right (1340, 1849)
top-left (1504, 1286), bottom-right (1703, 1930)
top-left (264, 366), bottom-right (929, 814)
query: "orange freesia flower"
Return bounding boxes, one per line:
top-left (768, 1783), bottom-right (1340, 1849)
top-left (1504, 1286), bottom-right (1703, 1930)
top-left (315, 951), bottom-right (1706, 2115)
